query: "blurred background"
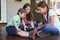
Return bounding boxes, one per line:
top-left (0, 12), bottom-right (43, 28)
top-left (0, 0), bottom-right (60, 26)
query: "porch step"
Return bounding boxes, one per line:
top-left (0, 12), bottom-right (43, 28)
top-left (0, 23), bottom-right (7, 27)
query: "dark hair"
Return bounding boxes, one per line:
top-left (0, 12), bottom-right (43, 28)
top-left (23, 3), bottom-right (34, 21)
top-left (17, 8), bottom-right (26, 15)
top-left (23, 3), bottom-right (31, 9)
top-left (37, 1), bottom-right (49, 23)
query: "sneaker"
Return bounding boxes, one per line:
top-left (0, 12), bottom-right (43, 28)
top-left (29, 29), bottom-right (37, 40)
top-left (29, 31), bottom-right (34, 39)
top-left (33, 28), bottom-right (38, 39)
top-left (37, 31), bottom-right (51, 37)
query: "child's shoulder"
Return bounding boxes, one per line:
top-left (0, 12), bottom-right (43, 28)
top-left (13, 15), bottom-right (20, 18)
top-left (49, 9), bottom-right (56, 16)
top-left (49, 9), bottom-right (55, 13)
top-left (11, 15), bottom-right (20, 20)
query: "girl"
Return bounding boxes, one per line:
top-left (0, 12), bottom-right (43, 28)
top-left (6, 8), bottom-right (31, 37)
top-left (37, 1), bottom-right (60, 36)
top-left (19, 3), bottom-right (38, 39)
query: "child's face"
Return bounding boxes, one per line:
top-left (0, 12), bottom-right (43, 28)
top-left (37, 6), bottom-right (47, 14)
top-left (19, 12), bottom-right (26, 18)
top-left (25, 6), bottom-right (31, 14)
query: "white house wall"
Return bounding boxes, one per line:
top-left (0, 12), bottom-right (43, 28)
top-left (6, 0), bottom-right (30, 22)
top-left (1, 0), bottom-right (7, 23)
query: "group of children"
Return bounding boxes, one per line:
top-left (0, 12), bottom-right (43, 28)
top-left (6, 1), bottom-right (60, 39)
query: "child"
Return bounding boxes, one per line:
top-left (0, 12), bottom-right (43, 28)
top-left (37, 1), bottom-right (59, 36)
top-left (6, 8), bottom-right (30, 37)
top-left (19, 3), bottom-right (38, 39)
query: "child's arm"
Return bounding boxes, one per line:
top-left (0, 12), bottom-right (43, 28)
top-left (49, 16), bottom-right (54, 25)
top-left (30, 21), bottom-right (34, 28)
top-left (38, 19), bottom-right (43, 27)
top-left (49, 9), bottom-right (55, 25)
top-left (22, 20), bottom-right (27, 31)
top-left (38, 22), bottom-right (43, 27)
top-left (13, 20), bottom-right (22, 31)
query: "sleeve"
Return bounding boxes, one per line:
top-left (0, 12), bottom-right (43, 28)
top-left (13, 16), bottom-right (19, 22)
top-left (22, 20), bottom-right (26, 25)
top-left (49, 9), bottom-right (56, 16)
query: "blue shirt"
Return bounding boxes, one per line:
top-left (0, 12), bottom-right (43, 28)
top-left (43, 9), bottom-right (60, 31)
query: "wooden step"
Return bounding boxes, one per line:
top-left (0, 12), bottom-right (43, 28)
top-left (0, 23), bottom-right (7, 27)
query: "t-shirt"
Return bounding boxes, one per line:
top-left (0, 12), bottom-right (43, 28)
top-left (43, 9), bottom-right (60, 31)
top-left (7, 15), bottom-right (20, 27)
top-left (22, 17), bottom-right (33, 24)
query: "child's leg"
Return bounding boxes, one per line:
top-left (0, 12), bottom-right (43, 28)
top-left (19, 23), bottom-right (24, 30)
top-left (17, 30), bottom-right (29, 37)
top-left (19, 23), bottom-right (33, 31)
top-left (19, 21), bottom-right (38, 31)
top-left (39, 24), bottom-right (59, 35)
top-left (6, 26), bottom-right (30, 37)
top-left (6, 26), bottom-right (17, 35)
top-left (34, 21), bottom-right (38, 28)
top-left (26, 21), bottom-right (38, 30)
top-left (26, 24), bottom-right (33, 31)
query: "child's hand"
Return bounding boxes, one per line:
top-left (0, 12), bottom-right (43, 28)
top-left (24, 27), bottom-right (26, 31)
top-left (30, 26), bottom-right (34, 28)
top-left (17, 28), bottom-right (22, 32)
top-left (38, 22), bottom-right (43, 27)
top-left (24, 26), bottom-right (27, 31)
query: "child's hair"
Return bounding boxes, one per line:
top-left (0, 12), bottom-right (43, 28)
top-left (17, 8), bottom-right (26, 15)
top-left (37, 1), bottom-right (49, 9)
top-left (37, 1), bottom-right (49, 22)
top-left (23, 3), bottom-right (31, 9)
top-left (23, 3), bottom-right (34, 21)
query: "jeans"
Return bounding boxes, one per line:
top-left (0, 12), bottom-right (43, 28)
top-left (38, 24), bottom-right (59, 35)
top-left (19, 21), bottom-right (38, 31)
top-left (6, 26), bottom-right (17, 35)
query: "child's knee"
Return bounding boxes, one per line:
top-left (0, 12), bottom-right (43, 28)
top-left (51, 29), bottom-right (59, 35)
top-left (43, 24), bottom-right (52, 29)
top-left (6, 26), bottom-right (17, 35)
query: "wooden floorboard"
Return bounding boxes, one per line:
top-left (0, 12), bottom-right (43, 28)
top-left (0, 27), bottom-right (60, 40)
